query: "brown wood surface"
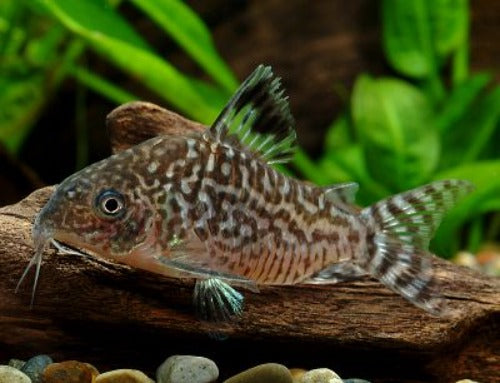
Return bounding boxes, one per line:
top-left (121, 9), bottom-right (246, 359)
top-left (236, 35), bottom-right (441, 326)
top-left (1, 187), bottom-right (499, 383)
top-left (1, 103), bottom-right (499, 383)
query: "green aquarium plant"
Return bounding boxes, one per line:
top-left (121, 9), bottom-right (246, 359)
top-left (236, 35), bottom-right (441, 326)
top-left (0, 0), bottom-right (236, 159)
top-left (0, 0), bottom-right (497, 257)
top-left (295, 0), bottom-right (500, 256)
top-left (0, 0), bottom-right (85, 154)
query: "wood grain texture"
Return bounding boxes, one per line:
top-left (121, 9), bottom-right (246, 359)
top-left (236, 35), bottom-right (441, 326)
top-left (0, 188), bottom-right (499, 382)
top-left (106, 102), bottom-right (205, 153)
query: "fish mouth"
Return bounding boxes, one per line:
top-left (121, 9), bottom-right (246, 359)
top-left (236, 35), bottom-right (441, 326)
top-left (16, 202), bottom-right (99, 306)
top-left (15, 230), bottom-right (109, 306)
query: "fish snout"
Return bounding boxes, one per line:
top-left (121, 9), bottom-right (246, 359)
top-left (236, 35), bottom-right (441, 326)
top-left (32, 197), bottom-right (59, 248)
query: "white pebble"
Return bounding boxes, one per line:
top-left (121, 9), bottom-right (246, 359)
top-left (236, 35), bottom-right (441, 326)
top-left (157, 355), bottom-right (219, 383)
top-left (299, 368), bottom-right (342, 383)
top-left (0, 365), bottom-right (31, 383)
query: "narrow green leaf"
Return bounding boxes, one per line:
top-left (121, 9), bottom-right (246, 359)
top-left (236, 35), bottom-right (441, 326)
top-left (450, 13), bottom-right (469, 85)
top-left (39, 0), bottom-right (228, 123)
top-left (461, 86), bottom-right (500, 162)
top-left (439, 85), bottom-right (500, 169)
top-left (434, 72), bottom-right (491, 134)
top-left (129, 0), bottom-right (237, 92)
top-left (52, 0), bottom-right (150, 50)
top-left (293, 148), bottom-right (331, 186)
top-left (351, 74), bottom-right (439, 192)
top-left (0, 75), bottom-right (45, 153)
top-left (70, 65), bottom-right (136, 104)
top-left (432, 160), bottom-right (500, 255)
top-left (466, 217), bottom-right (483, 253)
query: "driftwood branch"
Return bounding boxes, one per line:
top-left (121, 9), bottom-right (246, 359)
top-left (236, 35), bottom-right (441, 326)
top-left (1, 103), bottom-right (499, 382)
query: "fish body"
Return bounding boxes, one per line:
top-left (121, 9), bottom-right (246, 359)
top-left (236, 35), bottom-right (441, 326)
top-left (18, 65), bottom-right (473, 320)
top-left (47, 133), bottom-right (365, 285)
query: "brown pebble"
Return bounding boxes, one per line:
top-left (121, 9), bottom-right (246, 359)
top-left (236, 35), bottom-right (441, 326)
top-left (95, 369), bottom-right (154, 383)
top-left (43, 361), bottom-right (99, 383)
top-left (224, 363), bottom-right (293, 383)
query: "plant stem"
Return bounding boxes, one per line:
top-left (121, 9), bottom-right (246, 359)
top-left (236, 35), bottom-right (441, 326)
top-left (467, 216), bottom-right (483, 253)
top-left (70, 65), bottom-right (136, 104)
top-left (75, 79), bottom-right (88, 170)
top-left (452, 4), bottom-right (470, 87)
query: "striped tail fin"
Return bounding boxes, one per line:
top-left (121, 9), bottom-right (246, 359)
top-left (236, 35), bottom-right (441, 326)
top-left (359, 180), bottom-right (473, 315)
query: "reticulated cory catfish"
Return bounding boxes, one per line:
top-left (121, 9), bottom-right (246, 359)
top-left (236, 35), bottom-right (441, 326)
top-left (17, 65), bottom-right (473, 321)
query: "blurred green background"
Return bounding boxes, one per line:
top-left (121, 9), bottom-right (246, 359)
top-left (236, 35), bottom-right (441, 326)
top-left (0, 0), bottom-right (498, 260)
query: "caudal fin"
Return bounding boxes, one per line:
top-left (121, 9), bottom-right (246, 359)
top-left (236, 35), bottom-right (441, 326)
top-left (359, 180), bottom-right (473, 315)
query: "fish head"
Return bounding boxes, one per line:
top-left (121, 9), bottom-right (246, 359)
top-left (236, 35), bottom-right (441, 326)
top-left (19, 136), bottom-right (191, 303)
top-left (34, 147), bottom-right (163, 261)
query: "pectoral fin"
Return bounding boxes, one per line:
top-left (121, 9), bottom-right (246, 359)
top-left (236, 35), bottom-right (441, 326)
top-left (193, 278), bottom-right (245, 323)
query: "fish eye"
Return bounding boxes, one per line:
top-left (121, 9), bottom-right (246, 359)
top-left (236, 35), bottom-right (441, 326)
top-left (95, 189), bottom-right (125, 218)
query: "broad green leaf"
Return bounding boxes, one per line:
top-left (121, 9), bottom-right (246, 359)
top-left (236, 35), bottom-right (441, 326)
top-left (431, 0), bottom-right (468, 57)
top-left (382, 0), bottom-right (435, 78)
top-left (351, 75), bottom-right (439, 192)
top-left (432, 160), bottom-right (500, 256)
top-left (439, 85), bottom-right (500, 169)
top-left (382, 0), bottom-right (468, 78)
top-left (321, 145), bottom-right (390, 205)
top-left (324, 113), bottom-right (354, 152)
top-left (129, 0), bottom-right (237, 92)
top-left (38, 0), bottom-right (228, 123)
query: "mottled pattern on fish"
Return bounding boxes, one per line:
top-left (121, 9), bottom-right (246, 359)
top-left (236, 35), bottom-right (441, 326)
top-left (17, 65), bottom-right (474, 321)
top-left (137, 135), bottom-right (363, 284)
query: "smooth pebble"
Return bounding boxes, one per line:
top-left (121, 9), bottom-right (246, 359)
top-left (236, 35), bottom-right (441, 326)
top-left (21, 355), bottom-right (53, 383)
top-left (299, 368), bottom-right (342, 383)
top-left (223, 363), bottom-right (293, 383)
top-left (455, 380), bottom-right (480, 383)
top-left (157, 355), bottom-right (218, 383)
top-left (8, 359), bottom-right (26, 370)
top-left (96, 369), bottom-right (154, 383)
top-left (0, 365), bottom-right (31, 383)
top-left (43, 361), bottom-right (99, 383)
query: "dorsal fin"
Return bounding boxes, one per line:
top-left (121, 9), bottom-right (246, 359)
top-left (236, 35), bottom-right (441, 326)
top-left (323, 182), bottom-right (359, 204)
top-left (208, 64), bottom-right (297, 164)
